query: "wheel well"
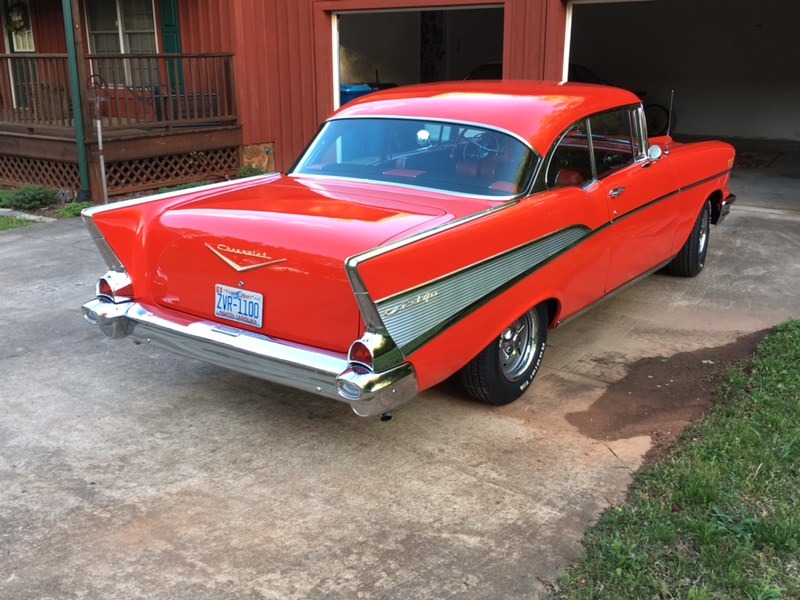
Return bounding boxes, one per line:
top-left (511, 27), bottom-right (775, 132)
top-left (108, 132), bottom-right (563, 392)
top-left (543, 298), bottom-right (560, 328)
top-left (708, 190), bottom-right (724, 224)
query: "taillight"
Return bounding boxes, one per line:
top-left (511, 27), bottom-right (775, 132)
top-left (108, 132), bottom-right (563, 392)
top-left (96, 271), bottom-right (133, 303)
top-left (348, 340), bottom-right (373, 369)
top-left (97, 278), bottom-right (113, 298)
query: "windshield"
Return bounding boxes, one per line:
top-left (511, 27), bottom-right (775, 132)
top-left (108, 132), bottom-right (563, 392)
top-left (291, 118), bottom-right (537, 198)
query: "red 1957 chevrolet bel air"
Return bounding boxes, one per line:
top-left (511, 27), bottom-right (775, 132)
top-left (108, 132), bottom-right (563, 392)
top-left (82, 81), bottom-right (735, 418)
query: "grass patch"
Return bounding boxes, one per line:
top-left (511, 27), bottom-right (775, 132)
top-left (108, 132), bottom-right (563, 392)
top-left (551, 320), bottom-right (800, 600)
top-left (57, 201), bottom-right (93, 219)
top-left (0, 214), bottom-right (33, 231)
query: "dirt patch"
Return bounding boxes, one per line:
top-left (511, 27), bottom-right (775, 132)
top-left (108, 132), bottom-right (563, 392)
top-left (565, 329), bottom-right (771, 463)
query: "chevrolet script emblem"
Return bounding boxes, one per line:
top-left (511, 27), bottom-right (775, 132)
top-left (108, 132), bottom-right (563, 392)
top-left (206, 243), bottom-right (286, 272)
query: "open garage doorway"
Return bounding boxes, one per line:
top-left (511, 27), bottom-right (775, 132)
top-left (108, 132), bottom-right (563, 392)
top-left (567, 0), bottom-right (800, 142)
top-left (335, 6), bottom-right (503, 108)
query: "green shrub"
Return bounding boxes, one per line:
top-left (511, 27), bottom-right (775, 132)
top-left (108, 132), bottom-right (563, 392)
top-left (2, 186), bottom-right (58, 210)
top-left (57, 201), bottom-right (93, 219)
top-left (236, 164), bottom-right (266, 178)
top-left (0, 190), bottom-right (12, 208)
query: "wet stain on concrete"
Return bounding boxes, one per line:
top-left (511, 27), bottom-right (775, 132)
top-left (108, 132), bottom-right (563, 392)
top-left (565, 328), bottom-right (771, 461)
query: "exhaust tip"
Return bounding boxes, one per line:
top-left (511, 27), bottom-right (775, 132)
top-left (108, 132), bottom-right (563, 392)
top-left (82, 306), bottom-right (99, 325)
top-left (337, 379), bottom-right (363, 401)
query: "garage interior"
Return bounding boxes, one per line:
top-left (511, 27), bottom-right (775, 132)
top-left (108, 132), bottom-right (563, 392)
top-left (568, 0), bottom-right (800, 143)
top-left (335, 1), bottom-right (799, 145)
top-left (337, 6), bottom-right (503, 103)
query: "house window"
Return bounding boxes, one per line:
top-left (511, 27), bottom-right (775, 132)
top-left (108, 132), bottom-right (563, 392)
top-left (85, 0), bottom-right (157, 85)
top-left (11, 28), bottom-right (34, 52)
top-left (8, 0), bottom-right (35, 52)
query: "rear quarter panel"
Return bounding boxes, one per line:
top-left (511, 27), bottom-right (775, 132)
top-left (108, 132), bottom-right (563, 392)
top-left (352, 187), bottom-right (611, 390)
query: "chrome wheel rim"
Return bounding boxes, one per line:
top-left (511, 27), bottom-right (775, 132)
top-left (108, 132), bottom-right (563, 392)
top-left (698, 205), bottom-right (710, 255)
top-left (498, 310), bottom-right (539, 381)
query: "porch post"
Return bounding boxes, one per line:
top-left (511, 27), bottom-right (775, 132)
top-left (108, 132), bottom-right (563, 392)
top-left (62, 0), bottom-right (91, 200)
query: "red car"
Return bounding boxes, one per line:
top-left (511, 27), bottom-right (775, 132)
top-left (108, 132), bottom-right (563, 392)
top-left (82, 81), bottom-right (735, 418)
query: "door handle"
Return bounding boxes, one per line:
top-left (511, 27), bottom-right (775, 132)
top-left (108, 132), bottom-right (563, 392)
top-left (609, 186), bottom-right (626, 198)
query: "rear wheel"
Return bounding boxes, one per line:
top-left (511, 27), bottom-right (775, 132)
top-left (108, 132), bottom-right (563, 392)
top-left (459, 304), bottom-right (548, 405)
top-left (667, 200), bottom-right (711, 277)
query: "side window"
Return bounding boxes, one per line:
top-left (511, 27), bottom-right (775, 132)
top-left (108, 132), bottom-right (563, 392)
top-left (589, 108), bottom-right (635, 179)
top-left (546, 122), bottom-right (593, 189)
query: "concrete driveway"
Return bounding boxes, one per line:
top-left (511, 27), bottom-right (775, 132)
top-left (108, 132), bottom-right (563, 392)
top-left (1, 150), bottom-right (798, 599)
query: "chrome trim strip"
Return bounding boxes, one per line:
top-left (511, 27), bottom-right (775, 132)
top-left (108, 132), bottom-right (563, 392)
top-left (374, 226), bottom-right (590, 355)
top-left (556, 259), bottom-right (672, 327)
top-left (344, 201), bottom-right (515, 333)
top-left (611, 168), bottom-right (732, 223)
top-left (325, 114), bottom-right (537, 153)
top-left (82, 216), bottom-right (125, 271)
top-left (680, 168), bottom-right (733, 193)
top-left (205, 243), bottom-right (287, 272)
top-left (347, 201), bottom-right (512, 273)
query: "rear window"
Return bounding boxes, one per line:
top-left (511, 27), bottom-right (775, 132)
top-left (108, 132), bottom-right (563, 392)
top-left (292, 118), bottom-right (537, 198)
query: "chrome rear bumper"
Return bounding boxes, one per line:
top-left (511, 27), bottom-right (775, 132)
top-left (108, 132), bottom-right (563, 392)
top-left (714, 193), bottom-right (736, 225)
top-left (82, 298), bottom-right (418, 417)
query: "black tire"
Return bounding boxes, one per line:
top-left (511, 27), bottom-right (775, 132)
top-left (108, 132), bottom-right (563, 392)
top-left (459, 304), bottom-right (548, 405)
top-left (667, 200), bottom-right (711, 277)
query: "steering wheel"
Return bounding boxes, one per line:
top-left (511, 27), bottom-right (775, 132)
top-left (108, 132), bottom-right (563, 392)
top-left (463, 132), bottom-right (501, 160)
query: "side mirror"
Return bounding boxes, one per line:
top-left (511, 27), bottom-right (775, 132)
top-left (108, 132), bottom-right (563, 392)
top-left (647, 145), bottom-right (663, 161)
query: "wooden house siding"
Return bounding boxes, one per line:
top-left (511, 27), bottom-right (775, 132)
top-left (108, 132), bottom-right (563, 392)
top-left (176, 0), bottom-right (566, 172)
top-left (177, 1), bottom-right (317, 170)
top-left (178, 0), bottom-right (234, 53)
top-left (231, 0), bottom-right (318, 170)
top-left (30, 0), bottom-right (67, 53)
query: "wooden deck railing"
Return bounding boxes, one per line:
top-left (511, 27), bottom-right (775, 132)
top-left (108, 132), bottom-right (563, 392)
top-left (0, 54), bottom-right (73, 128)
top-left (0, 52), bottom-right (238, 132)
top-left (86, 53), bottom-right (237, 129)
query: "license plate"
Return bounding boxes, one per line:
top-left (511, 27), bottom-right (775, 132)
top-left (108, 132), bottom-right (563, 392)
top-left (214, 284), bottom-right (263, 328)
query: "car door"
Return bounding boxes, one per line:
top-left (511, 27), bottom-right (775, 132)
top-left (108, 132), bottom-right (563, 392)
top-left (589, 107), bottom-right (679, 293)
top-left (542, 122), bottom-right (610, 315)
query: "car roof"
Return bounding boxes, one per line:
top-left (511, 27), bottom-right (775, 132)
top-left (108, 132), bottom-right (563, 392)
top-left (333, 80), bottom-right (641, 155)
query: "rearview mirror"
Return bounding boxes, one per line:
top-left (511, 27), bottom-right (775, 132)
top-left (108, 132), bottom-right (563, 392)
top-left (648, 145), bottom-right (663, 161)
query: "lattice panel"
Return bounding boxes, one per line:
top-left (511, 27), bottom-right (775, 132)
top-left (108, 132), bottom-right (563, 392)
top-left (0, 154), bottom-right (80, 190)
top-left (106, 147), bottom-right (240, 194)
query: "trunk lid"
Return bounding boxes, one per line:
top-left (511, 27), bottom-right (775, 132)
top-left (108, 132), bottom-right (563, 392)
top-left (144, 176), bottom-right (474, 352)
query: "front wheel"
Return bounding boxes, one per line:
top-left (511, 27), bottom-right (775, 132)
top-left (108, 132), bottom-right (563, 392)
top-left (459, 304), bottom-right (548, 405)
top-left (667, 200), bottom-right (711, 277)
